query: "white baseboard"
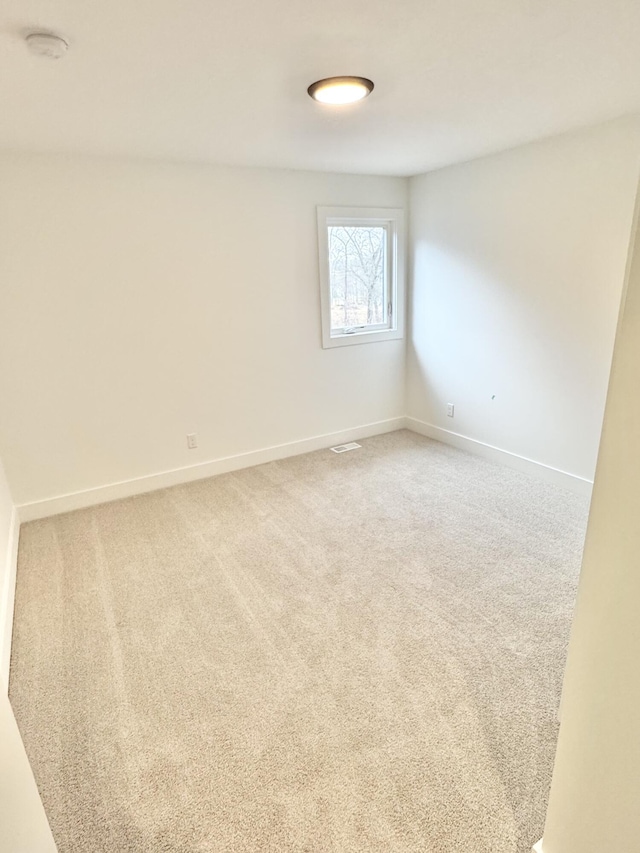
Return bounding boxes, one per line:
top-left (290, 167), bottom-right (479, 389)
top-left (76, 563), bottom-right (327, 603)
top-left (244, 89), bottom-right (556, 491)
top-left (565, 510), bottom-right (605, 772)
top-left (17, 415), bottom-right (593, 522)
top-left (405, 418), bottom-right (593, 498)
top-left (0, 693), bottom-right (59, 850)
top-left (532, 840), bottom-right (544, 853)
top-left (17, 418), bottom-right (406, 521)
top-left (0, 506), bottom-right (20, 692)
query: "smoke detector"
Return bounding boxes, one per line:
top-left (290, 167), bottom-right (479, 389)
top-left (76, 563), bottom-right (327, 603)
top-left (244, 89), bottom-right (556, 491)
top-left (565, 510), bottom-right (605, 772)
top-left (26, 32), bottom-right (68, 60)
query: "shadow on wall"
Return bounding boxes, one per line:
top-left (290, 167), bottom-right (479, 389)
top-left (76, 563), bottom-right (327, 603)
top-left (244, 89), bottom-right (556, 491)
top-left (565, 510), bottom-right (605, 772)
top-left (406, 162), bottom-right (628, 482)
top-left (405, 118), bottom-right (640, 481)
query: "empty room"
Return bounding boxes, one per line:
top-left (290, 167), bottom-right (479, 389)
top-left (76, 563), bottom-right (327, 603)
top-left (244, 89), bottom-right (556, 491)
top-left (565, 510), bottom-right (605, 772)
top-left (1, 2), bottom-right (640, 852)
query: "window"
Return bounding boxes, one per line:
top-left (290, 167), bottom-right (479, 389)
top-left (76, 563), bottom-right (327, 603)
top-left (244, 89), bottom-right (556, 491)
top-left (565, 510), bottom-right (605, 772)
top-left (317, 206), bottom-right (405, 348)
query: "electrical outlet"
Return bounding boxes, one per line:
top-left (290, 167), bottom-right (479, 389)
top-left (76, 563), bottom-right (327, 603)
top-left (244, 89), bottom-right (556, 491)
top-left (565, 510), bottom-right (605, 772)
top-left (187, 433), bottom-right (198, 450)
top-left (447, 403), bottom-right (454, 418)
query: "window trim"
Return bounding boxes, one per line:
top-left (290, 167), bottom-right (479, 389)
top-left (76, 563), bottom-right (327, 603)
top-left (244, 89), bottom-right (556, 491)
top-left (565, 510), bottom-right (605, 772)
top-left (317, 206), bottom-right (405, 349)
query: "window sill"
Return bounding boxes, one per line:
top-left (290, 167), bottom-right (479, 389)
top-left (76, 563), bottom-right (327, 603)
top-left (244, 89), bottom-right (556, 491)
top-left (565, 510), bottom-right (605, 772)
top-left (322, 327), bottom-right (404, 349)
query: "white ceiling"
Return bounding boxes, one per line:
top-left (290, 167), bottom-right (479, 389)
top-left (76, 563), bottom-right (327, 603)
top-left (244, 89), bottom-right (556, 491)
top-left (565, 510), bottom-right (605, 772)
top-left (1, 0), bottom-right (640, 176)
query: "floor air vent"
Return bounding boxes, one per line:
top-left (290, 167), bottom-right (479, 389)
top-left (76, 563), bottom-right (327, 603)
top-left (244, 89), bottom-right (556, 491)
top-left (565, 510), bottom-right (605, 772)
top-left (330, 442), bottom-right (362, 454)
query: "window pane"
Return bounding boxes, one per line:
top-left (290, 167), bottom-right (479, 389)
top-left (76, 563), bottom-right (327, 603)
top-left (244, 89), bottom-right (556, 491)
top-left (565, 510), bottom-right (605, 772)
top-left (327, 225), bottom-right (387, 332)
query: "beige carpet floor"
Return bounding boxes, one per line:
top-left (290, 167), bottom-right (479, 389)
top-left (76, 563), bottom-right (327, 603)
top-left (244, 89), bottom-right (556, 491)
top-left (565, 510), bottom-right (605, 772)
top-left (9, 430), bottom-right (589, 853)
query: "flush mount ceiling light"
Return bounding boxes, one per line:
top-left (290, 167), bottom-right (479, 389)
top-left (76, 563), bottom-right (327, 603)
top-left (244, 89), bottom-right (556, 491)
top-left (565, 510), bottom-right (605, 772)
top-left (25, 32), bottom-right (69, 60)
top-left (307, 76), bottom-right (374, 105)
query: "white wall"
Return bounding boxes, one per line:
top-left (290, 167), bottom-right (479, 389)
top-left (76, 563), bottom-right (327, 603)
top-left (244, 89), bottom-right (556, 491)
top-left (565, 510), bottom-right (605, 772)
top-left (540, 180), bottom-right (640, 853)
top-left (407, 116), bottom-right (640, 483)
top-left (0, 153), bottom-right (407, 507)
top-left (0, 457), bottom-right (18, 687)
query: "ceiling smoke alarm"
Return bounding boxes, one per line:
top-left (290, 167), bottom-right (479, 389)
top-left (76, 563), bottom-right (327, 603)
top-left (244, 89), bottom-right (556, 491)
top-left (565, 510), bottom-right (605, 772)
top-left (26, 32), bottom-right (69, 60)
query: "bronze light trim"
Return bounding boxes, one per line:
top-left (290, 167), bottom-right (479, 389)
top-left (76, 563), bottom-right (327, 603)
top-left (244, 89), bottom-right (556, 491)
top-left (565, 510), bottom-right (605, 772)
top-left (307, 76), bottom-right (374, 104)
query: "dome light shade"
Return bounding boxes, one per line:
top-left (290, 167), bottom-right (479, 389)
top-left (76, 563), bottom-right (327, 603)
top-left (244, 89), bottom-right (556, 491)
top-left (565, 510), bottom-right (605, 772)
top-left (308, 76), bottom-right (374, 105)
top-left (26, 32), bottom-right (68, 59)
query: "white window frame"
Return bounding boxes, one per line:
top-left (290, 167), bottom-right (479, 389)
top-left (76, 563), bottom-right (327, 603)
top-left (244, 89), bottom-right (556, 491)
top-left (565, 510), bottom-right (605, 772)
top-left (317, 206), bottom-right (405, 349)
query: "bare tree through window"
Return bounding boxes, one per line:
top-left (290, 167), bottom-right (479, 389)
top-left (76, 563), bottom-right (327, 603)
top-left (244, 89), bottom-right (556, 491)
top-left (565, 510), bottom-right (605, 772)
top-left (317, 206), bottom-right (404, 349)
top-left (327, 225), bottom-right (387, 331)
